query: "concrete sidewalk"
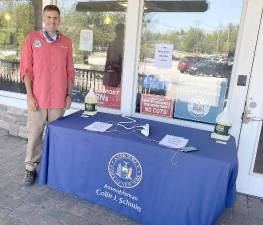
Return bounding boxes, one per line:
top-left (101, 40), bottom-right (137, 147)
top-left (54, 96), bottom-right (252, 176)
top-left (0, 128), bottom-right (262, 225)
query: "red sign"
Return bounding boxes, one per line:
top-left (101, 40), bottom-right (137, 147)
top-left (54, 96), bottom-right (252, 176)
top-left (140, 94), bottom-right (174, 118)
top-left (95, 86), bottom-right (121, 109)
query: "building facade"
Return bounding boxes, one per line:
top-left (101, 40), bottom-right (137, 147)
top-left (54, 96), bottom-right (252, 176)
top-left (0, 0), bottom-right (262, 197)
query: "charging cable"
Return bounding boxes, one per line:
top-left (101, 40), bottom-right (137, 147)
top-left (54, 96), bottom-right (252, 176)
top-left (85, 118), bottom-right (181, 166)
top-left (117, 115), bottom-right (150, 137)
top-left (117, 115), bottom-right (139, 129)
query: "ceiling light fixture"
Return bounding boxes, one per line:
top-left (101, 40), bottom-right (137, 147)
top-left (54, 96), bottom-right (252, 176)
top-left (104, 15), bottom-right (112, 25)
top-left (4, 12), bottom-right (11, 21)
top-left (118, 2), bottom-right (128, 8)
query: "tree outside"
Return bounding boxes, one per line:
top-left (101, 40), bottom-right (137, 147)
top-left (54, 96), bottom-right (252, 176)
top-left (16, 3), bottom-right (35, 53)
top-left (0, 0), bottom-right (35, 60)
top-left (140, 17), bottom-right (239, 59)
top-left (59, 8), bottom-right (125, 65)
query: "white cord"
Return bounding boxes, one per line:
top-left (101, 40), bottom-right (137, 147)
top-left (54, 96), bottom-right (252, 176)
top-left (171, 151), bottom-right (180, 166)
top-left (118, 123), bottom-right (145, 130)
top-left (117, 115), bottom-right (145, 130)
top-left (134, 131), bottom-right (160, 144)
top-left (104, 121), bottom-right (144, 135)
top-left (120, 115), bottom-right (137, 123)
top-left (89, 119), bottom-right (181, 166)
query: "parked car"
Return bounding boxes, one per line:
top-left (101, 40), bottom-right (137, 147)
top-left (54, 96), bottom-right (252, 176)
top-left (177, 59), bottom-right (190, 73)
top-left (177, 56), bottom-right (205, 73)
top-left (188, 61), bottom-right (232, 78)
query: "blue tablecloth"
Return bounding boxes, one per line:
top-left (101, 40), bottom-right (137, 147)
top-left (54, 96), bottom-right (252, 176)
top-left (39, 111), bottom-right (238, 225)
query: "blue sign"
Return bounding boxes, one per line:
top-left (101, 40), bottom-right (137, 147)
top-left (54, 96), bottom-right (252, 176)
top-left (174, 79), bottom-right (227, 124)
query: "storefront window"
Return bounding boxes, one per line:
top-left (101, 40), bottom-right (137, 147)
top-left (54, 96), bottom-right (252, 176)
top-left (0, 0), bottom-right (37, 94)
top-left (58, 0), bottom-right (127, 109)
top-left (136, 0), bottom-right (242, 124)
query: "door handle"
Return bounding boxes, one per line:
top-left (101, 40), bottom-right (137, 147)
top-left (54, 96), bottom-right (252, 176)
top-left (248, 116), bottom-right (263, 121)
top-left (246, 115), bottom-right (263, 121)
top-left (242, 108), bottom-right (263, 123)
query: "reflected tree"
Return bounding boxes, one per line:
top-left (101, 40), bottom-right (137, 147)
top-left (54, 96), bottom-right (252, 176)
top-left (16, 2), bottom-right (35, 52)
top-left (59, 9), bottom-right (124, 63)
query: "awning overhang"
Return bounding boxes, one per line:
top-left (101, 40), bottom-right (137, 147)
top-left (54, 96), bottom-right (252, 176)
top-left (76, 0), bottom-right (209, 13)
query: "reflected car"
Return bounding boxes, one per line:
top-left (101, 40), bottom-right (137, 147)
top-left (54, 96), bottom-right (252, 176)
top-left (177, 56), bottom-right (205, 73)
top-left (177, 59), bottom-right (190, 73)
top-left (188, 61), bottom-right (232, 78)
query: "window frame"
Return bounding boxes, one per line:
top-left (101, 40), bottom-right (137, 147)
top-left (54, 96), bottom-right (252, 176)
top-left (0, 0), bottom-right (243, 132)
top-left (121, 0), bottom-right (214, 131)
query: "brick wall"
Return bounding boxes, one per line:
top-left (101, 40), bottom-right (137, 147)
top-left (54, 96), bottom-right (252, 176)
top-left (0, 104), bottom-right (27, 138)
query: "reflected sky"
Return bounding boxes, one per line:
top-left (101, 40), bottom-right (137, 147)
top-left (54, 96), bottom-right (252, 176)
top-left (58, 0), bottom-right (243, 32)
top-left (147, 0), bottom-right (243, 32)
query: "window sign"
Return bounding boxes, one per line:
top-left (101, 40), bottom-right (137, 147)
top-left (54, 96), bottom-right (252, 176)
top-left (79, 29), bottom-right (93, 52)
top-left (136, 0), bottom-right (243, 124)
top-left (58, 0), bottom-right (127, 109)
top-left (140, 94), bottom-right (173, 118)
top-left (96, 86), bottom-right (121, 109)
top-left (174, 77), bottom-right (227, 123)
top-left (154, 44), bottom-right (173, 69)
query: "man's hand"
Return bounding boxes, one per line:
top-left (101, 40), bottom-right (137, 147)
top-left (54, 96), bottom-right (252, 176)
top-left (23, 76), bottom-right (38, 111)
top-left (27, 94), bottom-right (38, 111)
top-left (65, 95), bottom-right (72, 109)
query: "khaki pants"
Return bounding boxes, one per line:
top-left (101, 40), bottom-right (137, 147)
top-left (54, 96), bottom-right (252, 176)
top-left (25, 109), bottom-right (65, 171)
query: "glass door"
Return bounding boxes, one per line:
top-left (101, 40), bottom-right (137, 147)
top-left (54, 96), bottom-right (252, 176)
top-left (134, 0), bottom-right (243, 125)
top-left (233, 0), bottom-right (263, 197)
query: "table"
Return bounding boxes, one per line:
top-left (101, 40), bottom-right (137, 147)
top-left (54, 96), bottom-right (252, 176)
top-left (39, 111), bottom-right (238, 225)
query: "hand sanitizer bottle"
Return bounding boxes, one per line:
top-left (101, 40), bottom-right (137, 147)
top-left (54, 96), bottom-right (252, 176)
top-left (84, 87), bottom-right (97, 115)
top-left (211, 101), bottom-right (232, 141)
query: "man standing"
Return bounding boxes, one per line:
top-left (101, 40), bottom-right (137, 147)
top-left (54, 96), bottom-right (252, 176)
top-left (103, 23), bottom-right (124, 87)
top-left (20, 5), bottom-right (75, 185)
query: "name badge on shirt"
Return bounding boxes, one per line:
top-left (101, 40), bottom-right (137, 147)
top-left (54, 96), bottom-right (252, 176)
top-left (33, 40), bottom-right (42, 48)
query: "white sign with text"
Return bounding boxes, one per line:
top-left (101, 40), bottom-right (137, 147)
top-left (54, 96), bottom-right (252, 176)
top-left (154, 44), bottom-right (173, 68)
top-left (79, 29), bottom-right (93, 51)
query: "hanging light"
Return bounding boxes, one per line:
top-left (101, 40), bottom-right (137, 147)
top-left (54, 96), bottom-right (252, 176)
top-left (118, 2), bottom-right (128, 8)
top-left (4, 12), bottom-right (11, 21)
top-left (104, 15), bottom-right (112, 25)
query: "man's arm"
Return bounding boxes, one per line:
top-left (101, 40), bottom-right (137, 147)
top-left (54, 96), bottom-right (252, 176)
top-left (65, 39), bottom-right (75, 110)
top-left (65, 81), bottom-right (73, 109)
top-left (24, 75), bottom-right (38, 111)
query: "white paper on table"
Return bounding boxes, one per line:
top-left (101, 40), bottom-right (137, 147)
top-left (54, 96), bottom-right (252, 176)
top-left (84, 122), bottom-right (112, 132)
top-left (159, 135), bottom-right (189, 149)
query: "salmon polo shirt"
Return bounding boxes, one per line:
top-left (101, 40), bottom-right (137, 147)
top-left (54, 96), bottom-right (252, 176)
top-left (20, 30), bottom-right (75, 109)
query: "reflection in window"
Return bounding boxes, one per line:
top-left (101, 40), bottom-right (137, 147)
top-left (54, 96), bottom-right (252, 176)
top-left (103, 23), bottom-right (124, 87)
top-left (136, 0), bottom-right (242, 124)
top-left (0, 0), bottom-right (36, 94)
top-left (58, 0), bottom-right (126, 109)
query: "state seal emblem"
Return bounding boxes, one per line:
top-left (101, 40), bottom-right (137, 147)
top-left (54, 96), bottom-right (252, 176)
top-left (108, 152), bottom-right (142, 188)
top-left (33, 40), bottom-right (41, 48)
top-left (187, 96), bottom-right (210, 117)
